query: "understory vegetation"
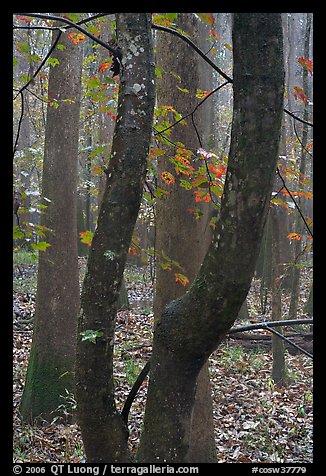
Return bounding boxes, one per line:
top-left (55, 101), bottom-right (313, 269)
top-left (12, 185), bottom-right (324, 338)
top-left (13, 253), bottom-right (313, 463)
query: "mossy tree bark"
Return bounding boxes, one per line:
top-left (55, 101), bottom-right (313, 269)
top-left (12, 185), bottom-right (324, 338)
top-left (75, 13), bottom-right (155, 463)
top-left (20, 24), bottom-right (83, 422)
top-left (137, 13), bottom-right (284, 462)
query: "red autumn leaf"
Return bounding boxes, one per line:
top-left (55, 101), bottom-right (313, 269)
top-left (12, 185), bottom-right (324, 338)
top-left (293, 86), bottom-right (308, 105)
top-left (107, 111), bottom-right (117, 121)
top-left (17, 15), bottom-right (32, 23)
top-left (208, 163), bottom-right (227, 179)
top-left (287, 232), bottom-right (302, 241)
top-left (193, 190), bottom-right (211, 203)
top-left (208, 29), bottom-right (222, 40)
top-left (79, 230), bottom-right (93, 247)
top-left (298, 57), bottom-right (313, 75)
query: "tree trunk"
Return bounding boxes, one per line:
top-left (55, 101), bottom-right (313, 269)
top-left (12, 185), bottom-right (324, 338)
top-left (304, 283), bottom-right (313, 316)
top-left (271, 207), bottom-right (286, 385)
top-left (154, 13), bottom-right (216, 462)
top-left (288, 13), bottom-right (312, 320)
top-left (75, 13), bottom-right (155, 463)
top-left (138, 13), bottom-right (284, 462)
top-left (20, 24), bottom-right (83, 422)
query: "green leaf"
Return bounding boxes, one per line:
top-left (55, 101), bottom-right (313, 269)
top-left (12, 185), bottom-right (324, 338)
top-left (32, 241), bottom-right (51, 251)
top-left (179, 179), bottom-right (192, 190)
top-left (154, 187), bottom-right (168, 199)
top-left (165, 13), bottom-right (178, 20)
top-left (86, 76), bottom-right (101, 89)
top-left (170, 70), bottom-right (182, 82)
top-left (20, 75), bottom-right (31, 83)
top-left (80, 329), bottom-right (104, 344)
top-left (48, 57), bottom-right (60, 67)
top-left (28, 53), bottom-right (41, 62)
top-left (176, 86), bottom-right (189, 94)
top-left (155, 64), bottom-right (164, 79)
top-left (196, 13), bottom-right (215, 26)
top-left (63, 13), bottom-right (82, 23)
top-left (89, 145), bottom-right (108, 158)
top-left (17, 41), bottom-right (30, 54)
top-left (13, 227), bottom-right (25, 240)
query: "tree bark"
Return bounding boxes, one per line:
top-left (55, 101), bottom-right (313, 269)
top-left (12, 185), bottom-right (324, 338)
top-left (20, 24), bottom-right (83, 422)
top-left (75, 13), bottom-right (155, 463)
top-left (154, 13), bottom-right (216, 462)
top-left (138, 13), bottom-right (284, 462)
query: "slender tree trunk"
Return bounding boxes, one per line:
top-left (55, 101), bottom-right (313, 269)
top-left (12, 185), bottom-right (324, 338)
top-left (138, 13), bottom-right (284, 462)
top-left (154, 13), bottom-right (216, 462)
top-left (288, 13), bottom-right (312, 320)
top-left (20, 24), bottom-right (83, 422)
top-left (75, 13), bottom-right (155, 463)
top-left (271, 206), bottom-right (286, 385)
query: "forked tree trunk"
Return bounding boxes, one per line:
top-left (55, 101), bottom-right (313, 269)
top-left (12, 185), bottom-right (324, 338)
top-left (20, 24), bottom-right (83, 422)
top-left (137, 13), bottom-right (284, 462)
top-left (75, 13), bottom-right (155, 463)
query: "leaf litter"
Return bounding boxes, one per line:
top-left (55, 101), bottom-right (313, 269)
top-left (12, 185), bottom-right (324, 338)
top-left (13, 260), bottom-right (313, 463)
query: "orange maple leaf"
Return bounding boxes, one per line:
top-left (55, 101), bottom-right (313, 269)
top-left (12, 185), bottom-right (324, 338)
top-left (161, 171), bottom-right (175, 185)
top-left (175, 273), bottom-right (189, 286)
top-left (68, 32), bottom-right (85, 45)
top-left (99, 60), bottom-right (112, 72)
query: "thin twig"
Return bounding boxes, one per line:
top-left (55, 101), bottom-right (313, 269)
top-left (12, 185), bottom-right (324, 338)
top-left (13, 30), bottom-right (62, 100)
top-left (276, 167), bottom-right (313, 237)
top-left (13, 91), bottom-right (24, 156)
top-left (154, 82), bottom-right (229, 136)
top-left (152, 23), bottom-right (232, 82)
top-left (265, 326), bottom-right (313, 359)
top-left (284, 107), bottom-right (313, 128)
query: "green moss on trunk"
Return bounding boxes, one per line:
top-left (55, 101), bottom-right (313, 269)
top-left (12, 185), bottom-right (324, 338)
top-left (20, 346), bottom-right (75, 423)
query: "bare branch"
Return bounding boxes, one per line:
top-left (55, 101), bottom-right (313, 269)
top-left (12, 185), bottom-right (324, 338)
top-left (13, 29), bottom-right (62, 101)
top-left (276, 167), bottom-right (313, 237)
top-left (228, 318), bottom-right (313, 334)
top-left (121, 317), bottom-right (313, 423)
top-left (13, 91), bottom-right (24, 156)
top-left (284, 107), bottom-right (313, 128)
top-left (151, 23), bottom-right (313, 129)
top-left (14, 13), bottom-right (120, 57)
top-left (152, 22), bottom-right (232, 83)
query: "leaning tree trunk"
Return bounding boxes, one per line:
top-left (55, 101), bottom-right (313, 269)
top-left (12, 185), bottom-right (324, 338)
top-left (20, 24), bottom-right (83, 422)
top-left (154, 13), bottom-right (216, 462)
top-left (75, 13), bottom-right (155, 463)
top-left (137, 13), bottom-right (284, 462)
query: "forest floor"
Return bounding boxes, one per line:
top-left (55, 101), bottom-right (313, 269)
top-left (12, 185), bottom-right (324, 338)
top-left (13, 254), bottom-right (313, 463)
